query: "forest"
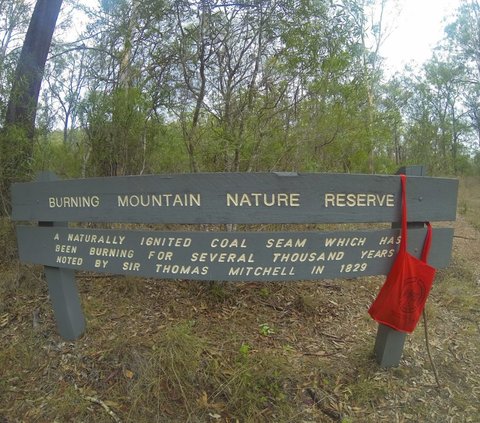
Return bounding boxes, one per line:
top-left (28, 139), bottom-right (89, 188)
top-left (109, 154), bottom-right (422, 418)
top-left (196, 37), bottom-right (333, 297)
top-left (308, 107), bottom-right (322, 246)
top-left (1, 0), bottom-right (480, 201)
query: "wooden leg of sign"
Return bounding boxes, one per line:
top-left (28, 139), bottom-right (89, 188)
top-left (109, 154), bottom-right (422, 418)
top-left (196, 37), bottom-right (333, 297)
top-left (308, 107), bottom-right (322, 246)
top-left (374, 324), bottom-right (406, 368)
top-left (373, 165), bottom-right (426, 368)
top-left (44, 266), bottom-right (85, 340)
top-left (36, 171), bottom-right (85, 340)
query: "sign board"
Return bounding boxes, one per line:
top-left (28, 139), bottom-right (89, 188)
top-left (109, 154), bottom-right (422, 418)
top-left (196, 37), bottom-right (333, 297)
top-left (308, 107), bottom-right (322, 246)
top-left (11, 169), bottom-right (458, 368)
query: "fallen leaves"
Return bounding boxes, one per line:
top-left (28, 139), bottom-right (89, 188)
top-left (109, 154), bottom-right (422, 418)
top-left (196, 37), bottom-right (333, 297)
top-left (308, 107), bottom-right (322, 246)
top-left (122, 369), bottom-right (134, 379)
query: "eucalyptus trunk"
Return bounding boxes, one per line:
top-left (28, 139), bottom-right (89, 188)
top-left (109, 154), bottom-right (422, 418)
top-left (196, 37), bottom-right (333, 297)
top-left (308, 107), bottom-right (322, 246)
top-left (1, 0), bottom-right (63, 214)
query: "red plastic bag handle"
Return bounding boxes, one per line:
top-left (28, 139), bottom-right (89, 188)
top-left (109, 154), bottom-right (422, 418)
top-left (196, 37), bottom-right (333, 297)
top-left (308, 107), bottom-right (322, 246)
top-left (421, 223), bottom-right (432, 263)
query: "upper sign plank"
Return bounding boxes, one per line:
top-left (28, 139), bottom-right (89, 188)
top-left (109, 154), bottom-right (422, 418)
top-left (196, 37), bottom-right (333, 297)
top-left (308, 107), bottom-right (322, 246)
top-left (11, 173), bottom-right (458, 224)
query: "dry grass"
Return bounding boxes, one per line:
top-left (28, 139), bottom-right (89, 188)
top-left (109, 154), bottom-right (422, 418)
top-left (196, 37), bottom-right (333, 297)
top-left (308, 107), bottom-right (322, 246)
top-left (458, 176), bottom-right (480, 229)
top-left (1, 178), bottom-right (479, 422)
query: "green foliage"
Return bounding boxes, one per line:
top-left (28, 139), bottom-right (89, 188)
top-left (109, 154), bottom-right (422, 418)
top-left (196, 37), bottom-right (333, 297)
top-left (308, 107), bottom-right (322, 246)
top-left (238, 342), bottom-right (251, 360)
top-left (0, 125), bottom-right (33, 212)
top-left (31, 130), bottom-right (85, 178)
top-left (258, 323), bottom-right (275, 337)
top-left (78, 88), bottom-right (173, 176)
top-left (3, 0), bottom-right (480, 181)
top-left (81, 89), bottom-right (139, 175)
top-left (146, 123), bottom-right (190, 173)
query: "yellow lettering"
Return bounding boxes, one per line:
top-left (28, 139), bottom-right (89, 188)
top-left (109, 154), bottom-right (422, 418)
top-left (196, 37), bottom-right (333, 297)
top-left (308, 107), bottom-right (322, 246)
top-left (225, 192), bottom-right (301, 207)
top-left (323, 193), bottom-right (395, 207)
top-left (325, 193), bottom-right (335, 207)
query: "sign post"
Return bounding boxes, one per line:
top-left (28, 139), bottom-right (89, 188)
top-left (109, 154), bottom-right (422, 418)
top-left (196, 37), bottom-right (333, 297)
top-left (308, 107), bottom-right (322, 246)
top-left (373, 165), bottom-right (427, 367)
top-left (12, 168), bottom-right (457, 365)
top-left (37, 172), bottom-right (85, 341)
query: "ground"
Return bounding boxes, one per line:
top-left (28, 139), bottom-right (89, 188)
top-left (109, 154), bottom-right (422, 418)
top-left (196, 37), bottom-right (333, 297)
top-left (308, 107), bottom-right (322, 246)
top-left (0, 177), bottom-right (479, 422)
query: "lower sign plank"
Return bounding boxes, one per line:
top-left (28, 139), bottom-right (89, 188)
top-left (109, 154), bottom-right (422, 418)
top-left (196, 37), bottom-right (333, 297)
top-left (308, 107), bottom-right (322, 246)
top-left (16, 226), bottom-right (453, 281)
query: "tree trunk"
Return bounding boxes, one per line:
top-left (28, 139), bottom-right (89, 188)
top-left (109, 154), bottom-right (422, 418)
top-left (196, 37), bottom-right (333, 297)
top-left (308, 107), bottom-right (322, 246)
top-left (5, 0), bottom-right (63, 137)
top-left (1, 0), bottom-right (63, 214)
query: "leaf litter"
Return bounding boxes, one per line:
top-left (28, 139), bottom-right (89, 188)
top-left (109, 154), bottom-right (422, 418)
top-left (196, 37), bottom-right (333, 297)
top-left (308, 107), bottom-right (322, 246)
top-left (0, 214), bottom-right (478, 422)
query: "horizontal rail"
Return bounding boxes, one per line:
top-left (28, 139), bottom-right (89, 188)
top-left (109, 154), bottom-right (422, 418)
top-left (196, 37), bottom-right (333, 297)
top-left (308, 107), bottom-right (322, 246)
top-left (11, 173), bottom-right (458, 224)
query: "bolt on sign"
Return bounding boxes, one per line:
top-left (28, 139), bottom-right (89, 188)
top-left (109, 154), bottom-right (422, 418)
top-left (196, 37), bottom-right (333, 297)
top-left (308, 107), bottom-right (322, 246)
top-left (11, 168), bottom-right (458, 367)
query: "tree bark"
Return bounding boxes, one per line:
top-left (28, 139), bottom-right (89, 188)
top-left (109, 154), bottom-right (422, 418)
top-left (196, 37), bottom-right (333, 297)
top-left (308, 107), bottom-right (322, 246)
top-left (1, 0), bottom-right (63, 215)
top-left (5, 0), bottom-right (63, 137)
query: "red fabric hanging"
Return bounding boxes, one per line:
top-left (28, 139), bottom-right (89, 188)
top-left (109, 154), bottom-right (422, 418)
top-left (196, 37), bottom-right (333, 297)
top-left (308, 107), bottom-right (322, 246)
top-left (368, 174), bottom-right (436, 333)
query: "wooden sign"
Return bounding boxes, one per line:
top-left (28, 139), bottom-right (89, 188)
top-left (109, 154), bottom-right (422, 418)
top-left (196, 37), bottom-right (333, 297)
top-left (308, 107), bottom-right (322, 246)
top-left (10, 169), bottom-right (458, 368)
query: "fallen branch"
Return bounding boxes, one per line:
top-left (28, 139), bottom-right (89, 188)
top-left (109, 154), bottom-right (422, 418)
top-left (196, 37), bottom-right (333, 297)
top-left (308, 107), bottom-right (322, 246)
top-left (81, 392), bottom-right (122, 423)
top-left (453, 235), bottom-right (477, 240)
top-left (301, 351), bottom-right (340, 357)
top-left (305, 387), bottom-right (342, 421)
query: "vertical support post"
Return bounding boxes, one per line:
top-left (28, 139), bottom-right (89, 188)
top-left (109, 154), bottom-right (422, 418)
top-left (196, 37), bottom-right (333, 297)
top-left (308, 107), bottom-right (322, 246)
top-left (373, 165), bottom-right (426, 367)
top-left (37, 172), bottom-right (85, 340)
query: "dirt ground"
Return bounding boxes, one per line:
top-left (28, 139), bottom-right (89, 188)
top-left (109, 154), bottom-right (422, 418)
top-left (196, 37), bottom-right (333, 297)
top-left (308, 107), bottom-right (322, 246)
top-left (0, 199), bottom-right (479, 422)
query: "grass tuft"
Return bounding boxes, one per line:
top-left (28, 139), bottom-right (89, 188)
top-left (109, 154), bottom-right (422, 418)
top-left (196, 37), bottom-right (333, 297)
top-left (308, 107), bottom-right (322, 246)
top-left (212, 349), bottom-right (297, 422)
top-left (126, 321), bottom-right (207, 421)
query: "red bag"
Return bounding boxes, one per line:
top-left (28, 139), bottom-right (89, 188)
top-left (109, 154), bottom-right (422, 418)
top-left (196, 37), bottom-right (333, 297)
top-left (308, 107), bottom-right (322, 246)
top-left (368, 174), bottom-right (436, 333)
